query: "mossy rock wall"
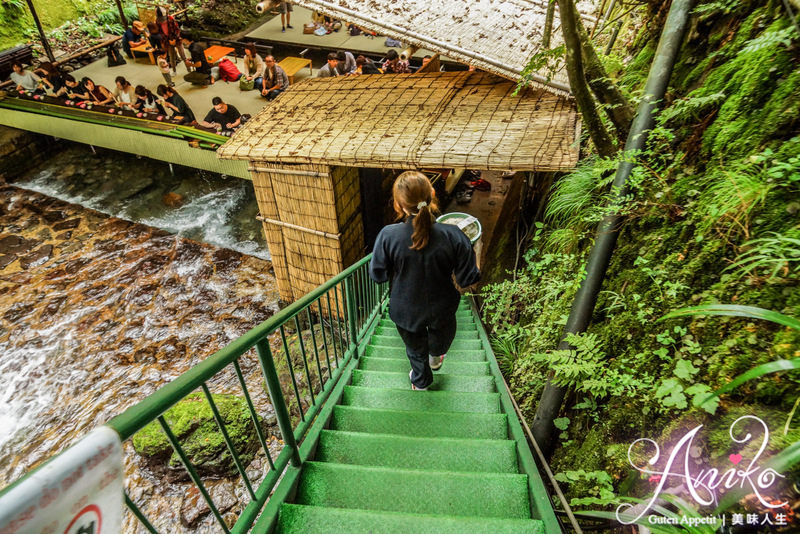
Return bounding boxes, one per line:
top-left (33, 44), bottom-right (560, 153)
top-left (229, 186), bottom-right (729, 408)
top-left (482, 0), bottom-right (800, 508)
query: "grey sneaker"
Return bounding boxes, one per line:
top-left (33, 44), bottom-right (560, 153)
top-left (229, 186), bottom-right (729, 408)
top-left (410, 370), bottom-right (428, 391)
top-left (429, 354), bottom-right (445, 371)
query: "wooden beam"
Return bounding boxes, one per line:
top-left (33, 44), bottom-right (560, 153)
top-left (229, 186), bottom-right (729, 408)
top-left (24, 0), bottom-right (55, 63)
top-left (115, 0), bottom-right (129, 28)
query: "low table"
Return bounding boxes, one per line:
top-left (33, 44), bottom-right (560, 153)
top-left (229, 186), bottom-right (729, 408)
top-left (130, 42), bottom-right (155, 64)
top-left (278, 56), bottom-right (312, 84)
top-left (204, 45), bottom-right (235, 64)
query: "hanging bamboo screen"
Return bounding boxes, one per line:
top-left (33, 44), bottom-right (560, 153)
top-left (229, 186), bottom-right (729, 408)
top-left (250, 162), bottom-right (364, 302)
top-left (218, 72), bottom-right (579, 172)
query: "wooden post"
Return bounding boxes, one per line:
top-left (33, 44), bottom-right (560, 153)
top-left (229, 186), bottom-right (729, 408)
top-left (115, 0), bottom-right (129, 28)
top-left (25, 0), bottom-right (55, 63)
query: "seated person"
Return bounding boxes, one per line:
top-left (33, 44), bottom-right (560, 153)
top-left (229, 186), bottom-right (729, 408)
top-left (62, 74), bottom-right (89, 100)
top-left (260, 55), bottom-right (289, 100)
top-left (199, 96), bottom-right (241, 133)
top-left (82, 77), bottom-right (114, 105)
top-left (113, 76), bottom-right (137, 109)
top-left (34, 62), bottom-right (63, 95)
top-left (133, 85), bottom-right (165, 114)
top-left (317, 52), bottom-right (343, 78)
top-left (156, 84), bottom-right (195, 123)
top-left (382, 49), bottom-right (411, 73)
top-left (354, 55), bottom-right (381, 75)
top-left (182, 34), bottom-right (218, 85)
top-left (9, 62), bottom-right (44, 94)
top-left (121, 20), bottom-right (148, 58)
top-left (337, 50), bottom-right (356, 74)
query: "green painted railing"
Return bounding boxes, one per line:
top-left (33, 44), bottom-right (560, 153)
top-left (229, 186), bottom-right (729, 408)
top-left (106, 254), bottom-right (387, 533)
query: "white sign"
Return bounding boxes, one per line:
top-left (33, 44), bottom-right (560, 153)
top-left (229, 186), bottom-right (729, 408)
top-left (0, 426), bottom-right (123, 534)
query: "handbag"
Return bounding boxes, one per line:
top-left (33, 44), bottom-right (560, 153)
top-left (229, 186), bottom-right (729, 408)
top-left (239, 77), bottom-right (255, 91)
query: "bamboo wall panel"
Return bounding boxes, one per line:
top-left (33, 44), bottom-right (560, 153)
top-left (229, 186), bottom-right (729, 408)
top-left (249, 162), bottom-right (364, 301)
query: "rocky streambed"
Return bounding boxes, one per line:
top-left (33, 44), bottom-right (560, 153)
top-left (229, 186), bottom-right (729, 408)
top-left (0, 181), bottom-right (290, 531)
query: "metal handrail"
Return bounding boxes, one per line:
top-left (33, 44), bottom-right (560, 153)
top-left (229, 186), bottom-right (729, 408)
top-left (100, 254), bottom-right (385, 533)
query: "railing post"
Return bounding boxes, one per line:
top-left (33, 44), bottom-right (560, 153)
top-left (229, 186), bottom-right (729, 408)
top-left (343, 277), bottom-right (359, 352)
top-left (255, 339), bottom-right (301, 467)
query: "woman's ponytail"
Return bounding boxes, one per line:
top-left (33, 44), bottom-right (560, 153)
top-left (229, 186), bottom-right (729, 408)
top-left (411, 201), bottom-right (434, 250)
top-left (392, 171), bottom-right (437, 250)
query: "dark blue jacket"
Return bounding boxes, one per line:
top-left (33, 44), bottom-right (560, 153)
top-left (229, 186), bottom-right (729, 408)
top-left (369, 217), bottom-right (480, 331)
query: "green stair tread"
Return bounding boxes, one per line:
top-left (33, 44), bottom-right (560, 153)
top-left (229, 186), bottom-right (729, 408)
top-left (378, 319), bottom-right (477, 330)
top-left (315, 430), bottom-right (518, 473)
top-left (374, 325), bottom-right (481, 339)
top-left (295, 462), bottom-right (530, 518)
top-left (352, 369), bottom-right (496, 393)
top-left (359, 356), bottom-right (490, 376)
top-left (364, 345), bottom-right (487, 361)
top-left (342, 385), bottom-right (501, 414)
top-left (370, 336), bottom-right (483, 350)
top-left (332, 405), bottom-right (508, 439)
top-left (277, 504), bottom-right (545, 534)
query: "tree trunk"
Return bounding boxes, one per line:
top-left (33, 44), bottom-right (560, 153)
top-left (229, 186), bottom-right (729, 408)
top-left (557, 0), bottom-right (617, 157)
top-left (574, 5), bottom-right (635, 139)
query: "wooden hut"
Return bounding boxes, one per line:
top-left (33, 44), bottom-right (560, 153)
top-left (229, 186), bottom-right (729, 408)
top-left (218, 71), bottom-right (580, 301)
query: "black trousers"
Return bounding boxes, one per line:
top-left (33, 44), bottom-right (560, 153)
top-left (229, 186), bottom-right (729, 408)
top-left (394, 315), bottom-right (457, 389)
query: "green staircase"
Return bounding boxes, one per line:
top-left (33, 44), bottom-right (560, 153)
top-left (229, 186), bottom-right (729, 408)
top-left (4, 257), bottom-right (559, 534)
top-left (273, 298), bottom-right (557, 533)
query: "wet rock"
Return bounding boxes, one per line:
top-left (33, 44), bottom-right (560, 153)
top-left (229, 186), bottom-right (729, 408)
top-left (39, 296), bottom-right (67, 322)
top-left (132, 393), bottom-right (263, 480)
top-left (36, 228), bottom-right (52, 241)
top-left (163, 192), bottom-right (184, 208)
top-left (212, 249), bottom-right (242, 275)
top-left (19, 245), bottom-right (53, 269)
top-left (3, 302), bottom-right (33, 323)
top-left (179, 481), bottom-right (238, 528)
top-left (115, 176), bottom-right (155, 201)
top-left (0, 254), bottom-right (17, 270)
top-left (0, 235), bottom-right (39, 255)
top-left (42, 210), bottom-right (67, 223)
top-left (180, 486), bottom-right (210, 528)
top-left (53, 218), bottom-right (81, 231)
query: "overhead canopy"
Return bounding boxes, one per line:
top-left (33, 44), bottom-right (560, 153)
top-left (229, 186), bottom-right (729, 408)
top-left (217, 71), bottom-right (580, 172)
top-left (288, 0), bottom-right (600, 93)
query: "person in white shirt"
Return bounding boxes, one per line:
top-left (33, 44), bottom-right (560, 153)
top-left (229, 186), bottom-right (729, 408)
top-left (9, 62), bottom-right (43, 93)
top-left (337, 50), bottom-right (357, 74)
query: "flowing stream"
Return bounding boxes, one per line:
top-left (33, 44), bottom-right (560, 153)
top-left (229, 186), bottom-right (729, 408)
top-left (0, 146), bottom-right (283, 531)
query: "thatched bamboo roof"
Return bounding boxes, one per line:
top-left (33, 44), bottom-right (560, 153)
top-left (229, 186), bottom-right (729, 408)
top-left (218, 71), bottom-right (580, 172)
top-left (288, 0), bottom-right (600, 94)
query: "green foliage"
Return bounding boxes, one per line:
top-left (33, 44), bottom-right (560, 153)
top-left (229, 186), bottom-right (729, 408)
top-left (657, 92), bottom-right (727, 127)
top-left (531, 332), bottom-right (653, 399)
top-left (554, 469), bottom-right (617, 507)
top-left (727, 229), bottom-right (800, 280)
top-left (516, 44), bottom-right (566, 94)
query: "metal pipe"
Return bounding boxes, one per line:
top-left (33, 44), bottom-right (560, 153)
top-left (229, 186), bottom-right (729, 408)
top-left (531, 0), bottom-right (695, 454)
top-left (25, 0), bottom-right (55, 63)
